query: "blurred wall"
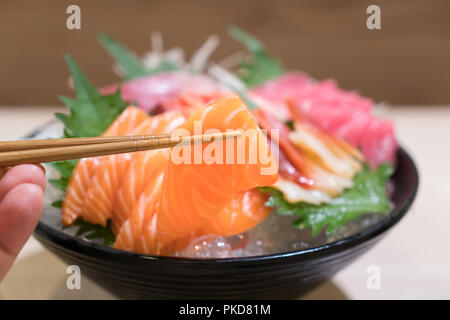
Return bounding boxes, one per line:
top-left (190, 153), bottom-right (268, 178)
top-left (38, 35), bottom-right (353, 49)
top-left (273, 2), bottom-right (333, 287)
top-left (0, 0), bottom-right (449, 106)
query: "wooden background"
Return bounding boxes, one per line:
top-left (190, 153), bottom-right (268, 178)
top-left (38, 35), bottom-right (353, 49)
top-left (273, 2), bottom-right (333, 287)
top-left (0, 0), bottom-right (449, 106)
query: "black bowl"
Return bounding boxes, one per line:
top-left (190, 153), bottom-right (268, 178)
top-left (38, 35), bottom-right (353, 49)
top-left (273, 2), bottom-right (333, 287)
top-left (34, 148), bottom-right (418, 299)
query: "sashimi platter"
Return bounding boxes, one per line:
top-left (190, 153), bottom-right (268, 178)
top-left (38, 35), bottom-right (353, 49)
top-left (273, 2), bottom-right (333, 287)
top-left (37, 27), bottom-right (407, 260)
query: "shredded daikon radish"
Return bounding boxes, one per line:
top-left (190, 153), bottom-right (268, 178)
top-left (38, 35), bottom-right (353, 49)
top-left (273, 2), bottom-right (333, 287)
top-left (189, 35), bottom-right (220, 72)
top-left (208, 64), bottom-right (247, 92)
top-left (142, 32), bottom-right (186, 69)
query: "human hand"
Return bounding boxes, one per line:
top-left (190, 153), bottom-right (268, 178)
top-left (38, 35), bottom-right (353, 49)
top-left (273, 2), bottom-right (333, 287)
top-left (0, 164), bottom-right (46, 281)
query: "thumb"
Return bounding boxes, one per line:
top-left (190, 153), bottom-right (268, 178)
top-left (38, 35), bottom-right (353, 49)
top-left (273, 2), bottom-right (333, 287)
top-left (0, 165), bottom-right (45, 281)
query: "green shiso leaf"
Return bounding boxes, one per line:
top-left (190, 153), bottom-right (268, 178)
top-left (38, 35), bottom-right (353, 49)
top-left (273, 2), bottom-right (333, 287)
top-left (97, 33), bottom-right (149, 80)
top-left (260, 163), bottom-right (394, 236)
top-left (97, 33), bottom-right (180, 80)
top-left (48, 159), bottom-right (78, 192)
top-left (56, 55), bottom-right (127, 138)
top-left (50, 56), bottom-right (127, 245)
top-left (228, 25), bottom-right (284, 88)
top-left (51, 159), bottom-right (78, 178)
top-left (73, 219), bottom-right (115, 246)
top-left (51, 200), bottom-right (63, 208)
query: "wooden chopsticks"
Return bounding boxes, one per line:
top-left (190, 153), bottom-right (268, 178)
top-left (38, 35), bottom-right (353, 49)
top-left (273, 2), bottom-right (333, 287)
top-left (0, 131), bottom-right (241, 167)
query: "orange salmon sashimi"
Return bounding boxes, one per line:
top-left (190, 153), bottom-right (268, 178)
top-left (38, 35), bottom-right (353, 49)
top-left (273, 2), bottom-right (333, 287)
top-left (161, 190), bottom-right (271, 255)
top-left (112, 150), bottom-right (169, 234)
top-left (81, 111), bottom-right (185, 228)
top-left (112, 111), bottom-right (185, 233)
top-left (156, 95), bottom-right (278, 246)
top-left (114, 172), bottom-right (165, 253)
top-left (61, 157), bottom-right (100, 226)
top-left (61, 106), bottom-right (149, 226)
top-left (115, 96), bottom-right (278, 254)
top-left (202, 189), bottom-right (272, 237)
top-left (114, 95), bottom-right (278, 254)
top-left (79, 153), bottom-right (133, 226)
top-left (160, 190), bottom-right (271, 255)
top-left (115, 189), bottom-right (271, 255)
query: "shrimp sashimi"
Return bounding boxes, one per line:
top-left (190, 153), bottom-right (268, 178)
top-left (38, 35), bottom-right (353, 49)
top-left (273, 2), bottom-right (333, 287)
top-left (255, 106), bottom-right (362, 199)
top-left (61, 106), bottom-right (148, 226)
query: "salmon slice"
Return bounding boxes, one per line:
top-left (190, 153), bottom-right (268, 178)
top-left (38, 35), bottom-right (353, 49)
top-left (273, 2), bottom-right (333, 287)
top-left (103, 106), bottom-right (150, 138)
top-left (61, 106), bottom-right (149, 226)
top-left (162, 190), bottom-right (271, 255)
top-left (202, 189), bottom-right (272, 237)
top-left (79, 153), bottom-right (133, 226)
top-left (131, 111), bottom-right (185, 136)
top-left (155, 95), bottom-right (278, 247)
top-left (112, 150), bottom-right (169, 234)
top-left (81, 111), bottom-right (185, 228)
top-left (151, 190), bottom-right (271, 255)
top-left (114, 173), bottom-right (164, 253)
top-left (116, 190), bottom-right (272, 255)
top-left (111, 112), bottom-right (185, 233)
top-left (113, 95), bottom-right (278, 254)
top-left (61, 157), bottom-right (100, 226)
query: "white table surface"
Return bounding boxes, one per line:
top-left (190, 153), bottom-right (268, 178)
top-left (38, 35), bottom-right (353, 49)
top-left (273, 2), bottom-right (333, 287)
top-left (0, 105), bottom-right (449, 299)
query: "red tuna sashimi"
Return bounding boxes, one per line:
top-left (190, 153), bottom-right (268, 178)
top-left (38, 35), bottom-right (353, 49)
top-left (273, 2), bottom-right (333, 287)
top-left (251, 73), bottom-right (397, 167)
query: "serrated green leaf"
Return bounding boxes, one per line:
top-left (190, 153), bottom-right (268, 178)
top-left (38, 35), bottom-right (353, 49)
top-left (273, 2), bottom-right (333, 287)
top-left (260, 163), bottom-right (394, 236)
top-left (97, 33), bottom-right (181, 81)
top-left (49, 177), bottom-right (70, 191)
top-left (50, 56), bottom-right (126, 227)
top-left (73, 219), bottom-right (116, 246)
top-left (98, 33), bottom-right (149, 80)
top-left (51, 159), bottom-right (78, 178)
top-left (228, 25), bottom-right (284, 88)
top-left (51, 200), bottom-right (63, 208)
top-left (65, 55), bottom-right (100, 101)
top-left (238, 55), bottom-right (284, 88)
top-left (49, 159), bottom-right (78, 194)
top-left (56, 55), bottom-right (127, 138)
top-left (228, 25), bottom-right (266, 55)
